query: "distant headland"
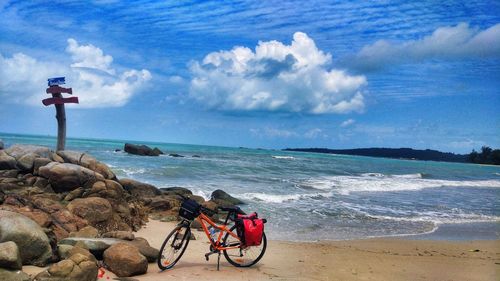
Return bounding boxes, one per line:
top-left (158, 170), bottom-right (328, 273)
top-left (283, 146), bottom-right (500, 165)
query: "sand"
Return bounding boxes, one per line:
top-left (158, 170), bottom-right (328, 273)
top-left (24, 219), bottom-right (499, 280)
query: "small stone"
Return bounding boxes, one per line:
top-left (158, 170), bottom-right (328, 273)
top-left (0, 241), bottom-right (22, 270)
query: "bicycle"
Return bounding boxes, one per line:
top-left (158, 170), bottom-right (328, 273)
top-left (157, 194), bottom-right (267, 271)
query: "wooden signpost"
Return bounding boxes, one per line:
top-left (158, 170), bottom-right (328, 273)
top-left (42, 77), bottom-right (79, 151)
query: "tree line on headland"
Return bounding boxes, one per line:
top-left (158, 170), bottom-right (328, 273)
top-left (283, 146), bottom-right (500, 165)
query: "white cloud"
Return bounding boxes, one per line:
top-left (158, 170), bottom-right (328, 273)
top-left (189, 32), bottom-right (367, 114)
top-left (352, 22), bottom-right (500, 70)
top-left (340, 118), bottom-right (355, 127)
top-left (0, 39), bottom-right (151, 108)
top-left (250, 127), bottom-right (298, 138)
top-left (304, 128), bottom-right (324, 139)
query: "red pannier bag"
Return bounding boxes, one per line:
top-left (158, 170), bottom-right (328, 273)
top-left (236, 212), bottom-right (266, 247)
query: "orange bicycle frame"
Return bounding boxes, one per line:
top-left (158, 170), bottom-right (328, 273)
top-left (196, 212), bottom-right (240, 251)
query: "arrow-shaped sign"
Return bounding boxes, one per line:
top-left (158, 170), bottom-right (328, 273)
top-left (42, 96), bottom-right (79, 106)
top-left (46, 86), bottom-right (73, 95)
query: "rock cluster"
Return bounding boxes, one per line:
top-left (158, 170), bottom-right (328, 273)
top-left (0, 143), bottom-right (244, 278)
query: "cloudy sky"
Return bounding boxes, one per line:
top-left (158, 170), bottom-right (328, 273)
top-left (0, 0), bottom-right (499, 153)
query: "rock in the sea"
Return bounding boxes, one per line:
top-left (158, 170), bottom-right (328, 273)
top-left (0, 210), bottom-right (52, 266)
top-left (152, 147), bottom-right (164, 155)
top-left (67, 197), bottom-right (112, 224)
top-left (160, 186), bottom-right (193, 197)
top-left (124, 143), bottom-right (161, 156)
top-left (38, 162), bottom-right (105, 192)
top-left (0, 268), bottom-right (31, 281)
top-left (211, 189), bottom-right (244, 206)
top-left (103, 243), bottom-right (148, 277)
top-left (119, 178), bottom-right (160, 197)
top-left (168, 153), bottom-right (184, 158)
top-left (0, 241), bottom-right (22, 270)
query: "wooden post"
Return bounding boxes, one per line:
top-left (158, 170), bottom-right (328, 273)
top-left (53, 92), bottom-right (66, 151)
top-left (43, 77), bottom-right (78, 152)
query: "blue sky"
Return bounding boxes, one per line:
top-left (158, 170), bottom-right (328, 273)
top-left (0, 0), bottom-right (499, 153)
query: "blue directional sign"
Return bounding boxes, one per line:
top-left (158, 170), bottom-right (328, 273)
top-left (47, 77), bottom-right (65, 86)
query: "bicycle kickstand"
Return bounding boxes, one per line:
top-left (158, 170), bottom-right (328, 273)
top-left (217, 252), bottom-right (221, 271)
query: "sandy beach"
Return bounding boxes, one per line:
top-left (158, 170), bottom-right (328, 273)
top-left (24, 219), bottom-right (498, 281)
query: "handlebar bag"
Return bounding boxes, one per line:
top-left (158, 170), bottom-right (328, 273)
top-left (179, 199), bottom-right (201, 220)
top-left (236, 212), bottom-right (265, 246)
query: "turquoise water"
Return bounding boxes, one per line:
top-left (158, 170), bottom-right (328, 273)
top-left (1, 133), bottom-right (499, 241)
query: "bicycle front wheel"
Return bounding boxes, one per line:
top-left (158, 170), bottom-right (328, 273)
top-left (158, 224), bottom-right (191, 270)
top-left (222, 225), bottom-right (267, 267)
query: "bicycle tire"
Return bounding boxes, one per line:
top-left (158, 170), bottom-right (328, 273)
top-left (158, 224), bottom-right (191, 270)
top-left (222, 225), bottom-right (267, 267)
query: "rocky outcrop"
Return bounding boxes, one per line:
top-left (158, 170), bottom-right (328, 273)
top-left (102, 231), bottom-right (135, 240)
top-left (103, 243), bottom-right (148, 277)
top-left (56, 151), bottom-right (116, 180)
top-left (0, 210), bottom-right (52, 266)
top-left (211, 189), bottom-right (244, 206)
top-left (119, 178), bottom-right (160, 197)
top-left (0, 241), bottom-right (22, 270)
top-left (124, 143), bottom-right (163, 156)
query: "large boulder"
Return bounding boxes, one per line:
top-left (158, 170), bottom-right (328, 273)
top-left (119, 178), bottom-right (160, 198)
top-left (124, 143), bottom-right (161, 156)
top-left (0, 241), bottom-right (22, 270)
top-left (0, 269), bottom-right (31, 281)
top-left (160, 186), bottom-right (193, 197)
top-left (211, 189), bottom-right (244, 206)
top-left (67, 197), bottom-right (112, 224)
top-left (34, 252), bottom-right (98, 281)
top-left (0, 210), bottom-right (52, 266)
top-left (58, 237), bottom-right (121, 259)
top-left (16, 152), bottom-right (39, 171)
top-left (103, 243), bottom-right (148, 277)
top-left (38, 162), bottom-right (104, 192)
top-left (56, 151), bottom-right (115, 180)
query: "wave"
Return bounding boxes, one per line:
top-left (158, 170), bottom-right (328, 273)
top-left (240, 191), bottom-right (333, 203)
top-left (300, 173), bottom-right (500, 194)
top-left (272, 156), bottom-right (295, 160)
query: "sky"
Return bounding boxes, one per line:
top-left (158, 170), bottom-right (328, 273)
top-left (0, 0), bottom-right (499, 153)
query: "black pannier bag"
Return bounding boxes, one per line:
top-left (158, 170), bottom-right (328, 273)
top-left (179, 198), bottom-right (201, 220)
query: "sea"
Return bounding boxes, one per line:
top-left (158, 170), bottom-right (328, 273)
top-left (1, 133), bottom-right (499, 241)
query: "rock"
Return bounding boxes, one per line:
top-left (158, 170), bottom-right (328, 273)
top-left (64, 187), bottom-right (84, 201)
top-left (57, 244), bottom-right (74, 260)
top-left (152, 147), bottom-right (164, 155)
top-left (119, 178), bottom-right (160, 197)
top-left (35, 251), bottom-right (97, 281)
top-left (85, 180), bottom-right (126, 200)
top-left (33, 158), bottom-right (52, 175)
top-left (67, 197), bottom-right (112, 224)
top-left (67, 246), bottom-right (97, 264)
top-left (0, 155), bottom-right (16, 170)
top-left (16, 209), bottom-right (52, 228)
top-left (0, 241), bottom-right (22, 270)
top-left (210, 189), bottom-right (244, 206)
top-left (0, 269), bottom-right (31, 281)
top-left (38, 162), bottom-right (105, 192)
top-left (0, 169), bottom-right (19, 178)
top-left (57, 151), bottom-right (115, 180)
top-left (17, 152), bottom-right (39, 171)
top-left (147, 197), bottom-right (175, 211)
top-left (168, 153), bottom-right (184, 157)
top-left (58, 237), bottom-right (122, 258)
top-left (49, 152), bottom-right (64, 163)
top-left (0, 210), bottom-right (52, 266)
top-left (126, 239), bottom-right (159, 263)
top-left (114, 149), bottom-right (121, 152)
top-left (192, 155), bottom-right (201, 158)
top-left (69, 226), bottom-right (99, 238)
top-left (5, 145), bottom-right (50, 160)
top-left (160, 186), bottom-right (193, 197)
top-left (0, 140), bottom-right (3, 150)
top-left (102, 231), bottom-right (135, 240)
top-left (124, 143), bottom-right (160, 156)
top-left (103, 243), bottom-right (148, 277)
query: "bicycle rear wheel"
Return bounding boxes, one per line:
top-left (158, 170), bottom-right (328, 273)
top-left (222, 225), bottom-right (267, 267)
top-left (158, 224), bottom-right (191, 270)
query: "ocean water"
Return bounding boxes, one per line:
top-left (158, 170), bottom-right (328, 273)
top-left (1, 133), bottom-right (499, 241)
